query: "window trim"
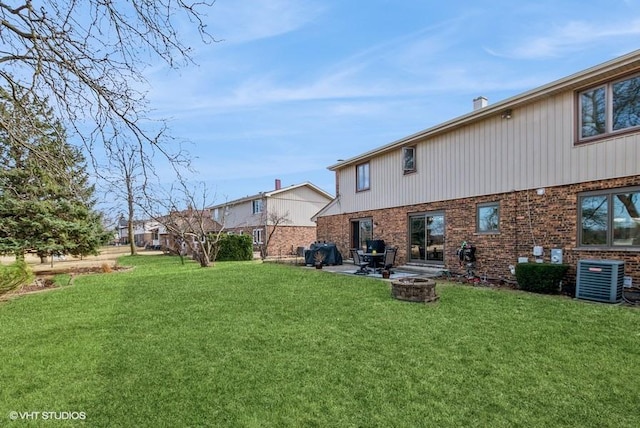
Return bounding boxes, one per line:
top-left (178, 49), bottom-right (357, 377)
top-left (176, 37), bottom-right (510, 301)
top-left (407, 211), bottom-right (446, 265)
top-left (356, 162), bottom-right (370, 192)
top-left (577, 186), bottom-right (640, 249)
top-left (402, 146), bottom-right (416, 174)
top-left (350, 217), bottom-right (373, 251)
top-left (252, 228), bottom-right (263, 245)
top-left (252, 199), bottom-right (263, 214)
top-left (476, 202), bottom-right (500, 234)
top-left (577, 72), bottom-right (640, 144)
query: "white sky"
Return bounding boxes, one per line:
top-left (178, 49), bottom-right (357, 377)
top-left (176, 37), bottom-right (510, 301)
top-left (140, 0), bottom-right (640, 202)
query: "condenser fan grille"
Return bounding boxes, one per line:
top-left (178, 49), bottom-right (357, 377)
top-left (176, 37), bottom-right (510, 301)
top-left (576, 260), bottom-right (624, 303)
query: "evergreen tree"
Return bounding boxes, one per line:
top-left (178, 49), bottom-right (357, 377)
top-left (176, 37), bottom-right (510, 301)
top-left (0, 91), bottom-right (109, 258)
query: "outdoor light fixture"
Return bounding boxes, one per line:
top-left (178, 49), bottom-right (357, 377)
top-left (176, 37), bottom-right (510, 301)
top-left (501, 109), bottom-right (512, 119)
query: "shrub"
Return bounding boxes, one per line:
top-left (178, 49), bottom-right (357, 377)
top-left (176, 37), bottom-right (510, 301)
top-left (215, 234), bottom-right (253, 261)
top-left (515, 263), bottom-right (569, 294)
top-left (0, 259), bottom-right (35, 296)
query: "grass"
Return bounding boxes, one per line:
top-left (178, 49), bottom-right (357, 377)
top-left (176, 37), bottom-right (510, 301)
top-left (0, 255), bottom-right (638, 427)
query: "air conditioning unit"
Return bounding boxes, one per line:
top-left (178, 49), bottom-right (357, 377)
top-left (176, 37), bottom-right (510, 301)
top-left (576, 260), bottom-right (624, 303)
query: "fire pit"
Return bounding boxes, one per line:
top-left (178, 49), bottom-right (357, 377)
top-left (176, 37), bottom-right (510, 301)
top-left (391, 277), bottom-right (438, 303)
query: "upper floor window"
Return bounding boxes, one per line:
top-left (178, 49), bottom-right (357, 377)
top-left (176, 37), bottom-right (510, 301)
top-left (579, 74), bottom-right (640, 141)
top-left (356, 162), bottom-right (370, 192)
top-left (579, 187), bottom-right (640, 247)
top-left (252, 199), bottom-right (263, 214)
top-left (477, 202), bottom-right (500, 233)
top-left (403, 146), bottom-right (416, 174)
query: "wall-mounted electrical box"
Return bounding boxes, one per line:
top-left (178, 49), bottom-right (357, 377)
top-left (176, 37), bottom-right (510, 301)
top-left (551, 249), bottom-right (563, 264)
top-left (533, 246), bottom-right (543, 256)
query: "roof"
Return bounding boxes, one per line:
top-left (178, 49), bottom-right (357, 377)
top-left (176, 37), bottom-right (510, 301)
top-left (154, 208), bottom-right (221, 233)
top-left (328, 49), bottom-right (640, 171)
top-left (208, 181), bottom-right (334, 209)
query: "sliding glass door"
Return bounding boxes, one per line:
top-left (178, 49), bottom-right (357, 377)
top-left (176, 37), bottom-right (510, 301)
top-left (351, 218), bottom-right (373, 251)
top-left (409, 212), bottom-right (445, 264)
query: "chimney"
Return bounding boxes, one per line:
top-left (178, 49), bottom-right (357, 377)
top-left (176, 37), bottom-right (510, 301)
top-left (275, 179), bottom-right (281, 190)
top-left (473, 96), bottom-right (488, 110)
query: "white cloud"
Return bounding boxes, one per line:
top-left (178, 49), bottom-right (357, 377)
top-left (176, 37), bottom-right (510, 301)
top-left (487, 18), bottom-right (640, 59)
top-left (210, 0), bottom-right (325, 44)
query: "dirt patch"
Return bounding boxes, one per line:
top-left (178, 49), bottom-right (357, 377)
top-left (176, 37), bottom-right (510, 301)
top-left (1, 246), bottom-right (159, 300)
top-left (15, 277), bottom-right (59, 294)
top-left (0, 246), bottom-right (162, 274)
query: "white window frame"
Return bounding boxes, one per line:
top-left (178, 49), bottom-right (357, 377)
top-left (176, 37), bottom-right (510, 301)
top-left (252, 199), bottom-right (263, 214)
top-left (252, 228), bottom-right (264, 245)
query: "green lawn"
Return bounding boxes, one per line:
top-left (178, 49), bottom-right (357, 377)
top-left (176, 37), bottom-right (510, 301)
top-left (1, 255), bottom-right (638, 427)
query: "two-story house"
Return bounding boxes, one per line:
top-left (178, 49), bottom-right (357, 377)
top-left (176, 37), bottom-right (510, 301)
top-left (117, 217), bottom-right (161, 248)
top-left (210, 180), bottom-right (333, 258)
top-left (314, 50), bottom-right (640, 286)
top-left (155, 207), bottom-right (221, 254)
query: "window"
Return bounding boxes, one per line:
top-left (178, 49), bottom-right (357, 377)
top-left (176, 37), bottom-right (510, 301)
top-left (403, 146), bottom-right (416, 173)
top-left (579, 187), bottom-right (640, 247)
top-left (252, 199), bottom-right (263, 214)
top-left (356, 162), bottom-right (370, 192)
top-left (351, 218), bottom-right (372, 250)
top-left (477, 202), bottom-right (500, 233)
top-left (252, 228), bottom-right (263, 245)
top-left (579, 74), bottom-right (640, 140)
top-left (409, 212), bottom-right (445, 263)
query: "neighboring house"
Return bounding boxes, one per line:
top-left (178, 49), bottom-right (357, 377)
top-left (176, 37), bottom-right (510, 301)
top-left (117, 217), bottom-right (161, 248)
top-left (314, 51), bottom-right (640, 286)
top-left (210, 180), bottom-right (334, 257)
top-left (155, 207), bottom-right (221, 255)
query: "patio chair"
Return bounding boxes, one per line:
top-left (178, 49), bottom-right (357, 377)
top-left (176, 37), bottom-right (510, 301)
top-left (351, 249), bottom-right (370, 275)
top-left (377, 247), bottom-right (397, 273)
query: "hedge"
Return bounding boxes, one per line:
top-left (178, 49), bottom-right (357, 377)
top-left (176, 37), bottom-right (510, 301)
top-left (515, 263), bottom-right (569, 294)
top-left (215, 234), bottom-right (253, 261)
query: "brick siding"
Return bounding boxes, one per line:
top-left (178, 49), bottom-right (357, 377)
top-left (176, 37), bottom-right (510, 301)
top-left (317, 176), bottom-right (640, 287)
top-left (266, 225), bottom-right (317, 257)
top-left (227, 225), bottom-right (317, 257)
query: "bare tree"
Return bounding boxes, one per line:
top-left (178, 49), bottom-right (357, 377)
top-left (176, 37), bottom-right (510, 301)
top-left (0, 1), bottom-right (215, 170)
top-left (147, 181), bottom-right (225, 267)
top-left (259, 210), bottom-right (292, 260)
top-left (103, 141), bottom-right (143, 255)
top-left (100, 130), bottom-right (192, 255)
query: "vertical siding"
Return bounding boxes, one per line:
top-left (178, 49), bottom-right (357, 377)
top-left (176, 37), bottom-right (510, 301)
top-left (269, 187), bottom-right (332, 226)
top-left (221, 187), bottom-right (332, 228)
top-left (335, 91), bottom-right (640, 213)
top-left (224, 201), bottom-right (255, 229)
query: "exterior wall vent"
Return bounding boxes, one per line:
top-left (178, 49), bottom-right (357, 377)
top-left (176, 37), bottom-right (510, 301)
top-left (576, 260), bottom-right (624, 303)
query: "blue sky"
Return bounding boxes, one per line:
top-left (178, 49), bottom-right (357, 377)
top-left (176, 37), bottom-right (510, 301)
top-left (142, 0), bottom-right (640, 203)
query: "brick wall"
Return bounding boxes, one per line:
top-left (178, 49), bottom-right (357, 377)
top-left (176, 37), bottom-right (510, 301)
top-left (266, 225), bottom-right (317, 257)
top-left (227, 225), bottom-right (316, 257)
top-left (317, 176), bottom-right (640, 287)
